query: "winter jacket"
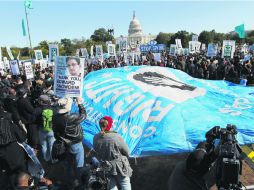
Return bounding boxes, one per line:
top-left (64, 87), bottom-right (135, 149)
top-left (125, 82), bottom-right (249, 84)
top-left (93, 131), bottom-right (133, 177)
top-left (52, 104), bottom-right (86, 145)
top-left (17, 97), bottom-right (35, 124)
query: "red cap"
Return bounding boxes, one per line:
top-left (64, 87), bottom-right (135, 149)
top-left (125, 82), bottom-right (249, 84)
top-left (103, 116), bottom-right (113, 131)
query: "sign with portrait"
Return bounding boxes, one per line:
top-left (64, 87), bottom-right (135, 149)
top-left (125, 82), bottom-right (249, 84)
top-left (119, 38), bottom-right (127, 52)
top-left (34, 50), bottom-right (43, 60)
top-left (169, 44), bottom-right (176, 55)
top-left (24, 62), bottom-right (34, 79)
top-left (189, 41), bottom-right (196, 54)
top-left (95, 45), bottom-right (103, 62)
top-left (54, 56), bottom-right (84, 97)
top-left (207, 44), bottom-right (218, 57)
top-left (175, 39), bottom-right (182, 49)
top-left (107, 44), bottom-right (116, 57)
top-left (222, 40), bottom-right (235, 58)
top-left (9, 60), bottom-right (20, 75)
top-left (49, 44), bottom-right (59, 62)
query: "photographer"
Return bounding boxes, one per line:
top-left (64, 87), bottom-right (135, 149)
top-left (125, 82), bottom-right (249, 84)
top-left (168, 142), bottom-right (214, 190)
top-left (93, 116), bottom-right (132, 190)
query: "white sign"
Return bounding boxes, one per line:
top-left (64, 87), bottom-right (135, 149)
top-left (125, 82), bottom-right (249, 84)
top-left (175, 39), bottom-right (182, 49)
top-left (222, 40), bottom-right (235, 58)
top-left (153, 53), bottom-right (161, 62)
top-left (201, 44), bottom-right (206, 51)
top-left (80, 48), bottom-right (89, 58)
top-left (192, 35), bottom-right (199, 41)
top-left (3, 57), bottom-right (9, 70)
top-left (189, 41), bottom-right (196, 54)
top-left (90, 46), bottom-right (94, 57)
top-left (49, 44), bottom-right (59, 62)
top-left (24, 62), bottom-right (34, 79)
top-left (34, 50), bottom-right (43, 61)
top-left (119, 38), bottom-right (128, 52)
top-left (6, 47), bottom-right (14, 60)
top-left (9, 60), bottom-right (20, 75)
top-left (195, 41), bottom-right (201, 53)
top-left (0, 47), bottom-right (2, 62)
top-left (107, 44), bottom-right (116, 56)
top-left (96, 45), bottom-right (103, 62)
top-left (54, 56), bottom-right (84, 97)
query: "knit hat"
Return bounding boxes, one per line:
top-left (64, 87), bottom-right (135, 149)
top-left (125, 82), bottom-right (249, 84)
top-left (39, 95), bottom-right (50, 105)
top-left (57, 98), bottom-right (73, 114)
top-left (102, 116), bottom-right (113, 131)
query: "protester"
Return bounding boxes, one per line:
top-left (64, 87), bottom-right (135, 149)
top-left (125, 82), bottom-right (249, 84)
top-left (52, 97), bottom-right (86, 188)
top-left (93, 116), bottom-right (132, 190)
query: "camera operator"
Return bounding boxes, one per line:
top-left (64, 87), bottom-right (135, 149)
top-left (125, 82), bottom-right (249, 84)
top-left (168, 142), bottom-right (215, 190)
top-left (93, 116), bottom-right (132, 190)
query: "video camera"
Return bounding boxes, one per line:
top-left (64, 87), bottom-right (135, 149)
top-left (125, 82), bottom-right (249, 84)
top-left (205, 124), bottom-right (243, 190)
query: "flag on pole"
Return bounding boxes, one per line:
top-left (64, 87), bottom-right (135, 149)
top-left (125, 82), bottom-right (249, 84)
top-left (22, 19), bottom-right (26, 36)
top-left (235, 24), bottom-right (245, 38)
top-left (24, 0), bottom-right (32, 9)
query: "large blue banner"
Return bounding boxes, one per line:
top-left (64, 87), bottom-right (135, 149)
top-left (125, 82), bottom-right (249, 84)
top-left (78, 66), bottom-right (254, 157)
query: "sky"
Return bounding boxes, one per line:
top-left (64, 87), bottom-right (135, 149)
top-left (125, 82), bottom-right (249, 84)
top-left (0, 0), bottom-right (254, 47)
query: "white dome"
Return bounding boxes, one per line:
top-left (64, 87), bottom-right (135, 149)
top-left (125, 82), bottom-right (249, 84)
top-left (128, 12), bottom-right (143, 36)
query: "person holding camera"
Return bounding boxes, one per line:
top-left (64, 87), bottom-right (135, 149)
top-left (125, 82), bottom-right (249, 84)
top-left (93, 116), bottom-right (132, 190)
top-left (168, 142), bottom-right (214, 190)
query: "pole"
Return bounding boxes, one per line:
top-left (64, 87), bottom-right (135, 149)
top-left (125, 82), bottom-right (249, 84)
top-left (25, 5), bottom-right (33, 60)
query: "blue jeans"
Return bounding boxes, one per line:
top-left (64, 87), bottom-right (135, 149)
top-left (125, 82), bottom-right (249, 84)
top-left (38, 130), bottom-right (55, 162)
top-left (109, 176), bottom-right (131, 190)
top-left (69, 142), bottom-right (84, 168)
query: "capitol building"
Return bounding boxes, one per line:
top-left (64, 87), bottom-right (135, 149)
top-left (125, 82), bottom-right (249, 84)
top-left (117, 12), bottom-right (156, 51)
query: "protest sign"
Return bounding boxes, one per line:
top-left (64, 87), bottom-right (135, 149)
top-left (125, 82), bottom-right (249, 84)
top-left (24, 62), bottom-right (34, 79)
top-left (195, 41), bottom-right (201, 53)
top-left (169, 44), bottom-right (176, 55)
top-left (3, 57), bottom-right (9, 70)
top-left (96, 45), bottom-right (103, 62)
top-left (175, 39), bottom-right (182, 49)
top-left (189, 41), bottom-right (196, 54)
top-left (34, 50), bottom-right (43, 60)
top-left (119, 38), bottom-right (127, 52)
top-left (90, 46), bottom-right (94, 57)
top-left (183, 48), bottom-right (189, 55)
top-left (201, 44), bottom-right (206, 51)
top-left (153, 53), bottom-right (161, 62)
top-left (107, 44), bottom-right (116, 56)
top-left (54, 56), bottom-right (84, 97)
top-left (49, 44), bottom-right (59, 62)
top-left (222, 40), bottom-right (235, 58)
top-left (192, 35), bottom-right (199, 41)
top-left (9, 60), bottom-right (20, 75)
top-left (6, 47), bottom-right (14, 60)
top-left (80, 48), bottom-right (89, 58)
top-left (207, 44), bottom-right (218, 57)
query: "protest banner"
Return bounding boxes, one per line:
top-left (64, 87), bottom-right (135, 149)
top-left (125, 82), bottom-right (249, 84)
top-left (24, 62), bottom-right (34, 79)
top-left (96, 45), bottom-right (103, 62)
top-left (49, 44), bottom-right (59, 62)
top-left (119, 38), bottom-right (128, 53)
top-left (107, 44), bottom-right (116, 56)
top-left (175, 39), bottom-right (182, 49)
top-left (54, 56), bottom-right (84, 97)
top-left (207, 44), bottom-right (218, 57)
top-left (34, 50), bottom-right (43, 61)
top-left (192, 35), bottom-right (199, 41)
top-left (6, 47), bottom-right (14, 60)
top-left (222, 40), bottom-right (235, 58)
top-left (9, 60), bottom-right (20, 75)
top-left (169, 44), bottom-right (176, 55)
top-left (189, 41), bottom-right (196, 54)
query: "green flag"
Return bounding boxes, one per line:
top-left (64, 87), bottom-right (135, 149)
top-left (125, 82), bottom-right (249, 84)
top-left (22, 19), bottom-right (26, 36)
top-left (24, 0), bottom-right (32, 9)
top-left (235, 24), bottom-right (245, 38)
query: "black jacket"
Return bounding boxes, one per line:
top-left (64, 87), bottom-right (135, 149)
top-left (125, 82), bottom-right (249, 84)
top-left (17, 97), bottom-right (35, 124)
top-left (0, 111), bottom-right (26, 145)
top-left (4, 95), bottom-right (21, 125)
top-left (52, 104), bottom-right (86, 145)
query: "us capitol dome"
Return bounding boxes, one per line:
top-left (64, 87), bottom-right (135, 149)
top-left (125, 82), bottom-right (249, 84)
top-left (117, 11), bottom-right (156, 52)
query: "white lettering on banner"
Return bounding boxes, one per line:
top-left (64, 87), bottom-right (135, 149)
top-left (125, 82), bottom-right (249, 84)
top-left (95, 86), bottom-right (132, 103)
top-left (104, 88), bottom-right (134, 109)
top-left (219, 98), bottom-right (253, 116)
top-left (116, 121), bottom-right (157, 139)
top-left (85, 78), bottom-right (121, 89)
top-left (129, 126), bottom-right (142, 138)
top-left (147, 101), bottom-right (175, 122)
top-left (130, 100), bottom-right (154, 118)
top-left (144, 126), bottom-right (156, 138)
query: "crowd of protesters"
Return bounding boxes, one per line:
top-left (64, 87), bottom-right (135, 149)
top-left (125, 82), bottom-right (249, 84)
top-left (87, 48), bottom-right (254, 86)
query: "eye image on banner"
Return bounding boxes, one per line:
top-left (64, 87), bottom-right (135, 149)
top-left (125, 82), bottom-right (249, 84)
top-left (54, 56), bottom-right (84, 97)
top-left (34, 50), bottom-right (43, 60)
top-left (49, 44), bottom-right (59, 62)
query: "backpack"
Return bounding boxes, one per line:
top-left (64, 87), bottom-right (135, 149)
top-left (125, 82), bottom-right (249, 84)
top-left (42, 109), bottom-right (53, 132)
